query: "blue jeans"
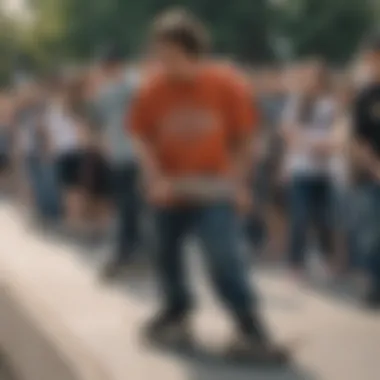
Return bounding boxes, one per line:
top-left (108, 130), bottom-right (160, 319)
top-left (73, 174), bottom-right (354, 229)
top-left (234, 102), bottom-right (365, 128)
top-left (154, 203), bottom-right (255, 317)
top-left (111, 162), bottom-right (141, 263)
top-left (25, 155), bottom-right (61, 220)
top-left (352, 182), bottom-right (380, 288)
top-left (288, 175), bottom-right (333, 267)
top-left (344, 188), bottom-right (362, 270)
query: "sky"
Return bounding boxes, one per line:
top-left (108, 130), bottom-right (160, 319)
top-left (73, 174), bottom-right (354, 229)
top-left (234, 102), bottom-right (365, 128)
top-left (2, 0), bottom-right (27, 17)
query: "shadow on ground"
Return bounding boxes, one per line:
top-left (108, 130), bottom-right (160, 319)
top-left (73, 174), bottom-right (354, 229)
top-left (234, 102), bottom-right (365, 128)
top-left (118, 267), bottom-right (314, 379)
top-left (144, 341), bottom-right (316, 380)
top-left (0, 351), bottom-right (20, 380)
top-left (188, 363), bottom-right (315, 380)
top-left (305, 277), bottom-right (362, 310)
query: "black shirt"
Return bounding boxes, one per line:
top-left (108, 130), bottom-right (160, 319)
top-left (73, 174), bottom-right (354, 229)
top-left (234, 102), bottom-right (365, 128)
top-left (353, 84), bottom-right (380, 183)
top-left (353, 84), bottom-right (380, 156)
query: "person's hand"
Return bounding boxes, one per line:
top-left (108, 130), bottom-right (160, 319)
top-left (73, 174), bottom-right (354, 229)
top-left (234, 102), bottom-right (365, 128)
top-left (146, 177), bottom-right (173, 206)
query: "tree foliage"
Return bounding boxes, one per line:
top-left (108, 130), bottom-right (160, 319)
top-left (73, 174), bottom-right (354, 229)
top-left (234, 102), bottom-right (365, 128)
top-left (0, 14), bottom-right (21, 86)
top-left (274, 0), bottom-right (375, 63)
top-left (1, 0), bottom-right (377, 83)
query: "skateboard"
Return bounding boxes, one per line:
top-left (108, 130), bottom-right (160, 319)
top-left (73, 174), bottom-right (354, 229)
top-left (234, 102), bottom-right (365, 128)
top-left (141, 327), bottom-right (304, 368)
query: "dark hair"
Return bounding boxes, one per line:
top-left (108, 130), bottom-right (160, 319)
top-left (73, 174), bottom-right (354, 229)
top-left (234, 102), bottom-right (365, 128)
top-left (152, 8), bottom-right (210, 58)
top-left (98, 44), bottom-right (125, 66)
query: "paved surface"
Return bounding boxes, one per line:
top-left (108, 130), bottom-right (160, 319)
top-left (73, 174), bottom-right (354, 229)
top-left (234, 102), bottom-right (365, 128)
top-left (0, 202), bottom-right (379, 380)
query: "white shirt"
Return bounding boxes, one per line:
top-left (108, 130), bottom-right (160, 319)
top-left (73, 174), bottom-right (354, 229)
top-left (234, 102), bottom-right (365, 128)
top-left (93, 69), bottom-right (140, 163)
top-left (17, 104), bottom-right (44, 156)
top-left (45, 103), bottom-right (80, 155)
top-left (282, 95), bottom-right (337, 176)
top-left (330, 114), bottom-right (351, 186)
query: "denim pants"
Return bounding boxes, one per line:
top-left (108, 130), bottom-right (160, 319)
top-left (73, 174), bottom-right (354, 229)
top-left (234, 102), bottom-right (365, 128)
top-left (288, 174), bottom-right (333, 267)
top-left (25, 155), bottom-right (61, 219)
top-left (352, 182), bottom-right (380, 289)
top-left (154, 203), bottom-right (255, 318)
top-left (111, 161), bottom-right (141, 263)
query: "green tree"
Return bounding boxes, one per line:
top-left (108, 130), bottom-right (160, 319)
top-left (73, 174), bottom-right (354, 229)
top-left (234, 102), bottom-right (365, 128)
top-left (33, 0), bottom-right (276, 62)
top-left (0, 13), bottom-right (21, 86)
top-left (272, 0), bottom-right (375, 63)
top-left (24, 0), bottom-right (67, 69)
top-left (25, 0), bottom-right (378, 68)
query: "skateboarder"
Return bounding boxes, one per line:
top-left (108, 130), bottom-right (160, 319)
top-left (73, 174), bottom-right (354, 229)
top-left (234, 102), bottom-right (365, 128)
top-left (130, 8), bottom-right (289, 363)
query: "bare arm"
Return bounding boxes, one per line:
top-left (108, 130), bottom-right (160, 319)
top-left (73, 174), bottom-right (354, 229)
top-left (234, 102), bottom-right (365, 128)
top-left (280, 96), bottom-right (304, 151)
top-left (352, 138), bottom-right (380, 180)
top-left (331, 115), bottom-right (350, 153)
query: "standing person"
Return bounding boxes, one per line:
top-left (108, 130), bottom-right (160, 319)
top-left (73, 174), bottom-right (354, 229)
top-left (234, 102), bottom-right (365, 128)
top-left (130, 9), bottom-right (288, 362)
top-left (252, 68), bottom-right (288, 260)
top-left (0, 93), bottom-right (13, 191)
top-left (351, 35), bottom-right (380, 308)
top-left (71, 71), bottom-right (111, 244)
top-left (91, 48), bottom-right (143, 279)
top-left (282, 60), bottom-right (338, 281)
top-left (44, 77), bottom-right (86, 234)
top-left (14, 82), bottom-right (58, 222)
top-left (330, 77), bottom-right (355, 274)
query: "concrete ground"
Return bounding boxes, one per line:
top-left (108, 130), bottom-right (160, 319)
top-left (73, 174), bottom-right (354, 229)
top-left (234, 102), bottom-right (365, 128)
top-left (0, 202), bottom-right (379, 380)
top-left (0, 353), bottom-right (19, 380)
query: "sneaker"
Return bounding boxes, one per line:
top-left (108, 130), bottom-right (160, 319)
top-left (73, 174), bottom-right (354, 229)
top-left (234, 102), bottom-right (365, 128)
top-left (143, 310), bottom-right (193, 348)
top-left (290, 267), bottom-right (308, 286)
top-left (100, 260), bottom-right (128, 280)
top-left (225, 334), bottom-right (290, 366)
top-left (100, 256), bottom-right (150, 281)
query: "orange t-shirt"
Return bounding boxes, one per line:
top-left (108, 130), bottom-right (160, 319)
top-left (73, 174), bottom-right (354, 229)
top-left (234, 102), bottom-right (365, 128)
top-left (129, 63), bottom-right (257, 178)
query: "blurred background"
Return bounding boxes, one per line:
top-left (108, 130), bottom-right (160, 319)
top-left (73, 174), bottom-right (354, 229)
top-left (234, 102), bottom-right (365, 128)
top-left (0, 0), bottom-right (378, 83)
top-left (0, 1), bottom-right (380, 380)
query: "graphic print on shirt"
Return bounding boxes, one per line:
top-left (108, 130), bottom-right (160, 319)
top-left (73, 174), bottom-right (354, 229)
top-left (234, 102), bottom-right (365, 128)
top-left (160, 103), bottom-right (220, 142)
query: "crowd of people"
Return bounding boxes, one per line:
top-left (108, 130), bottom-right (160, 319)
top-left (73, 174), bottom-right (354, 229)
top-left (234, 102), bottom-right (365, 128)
top-left (0, 8), bottom-right (379, 365)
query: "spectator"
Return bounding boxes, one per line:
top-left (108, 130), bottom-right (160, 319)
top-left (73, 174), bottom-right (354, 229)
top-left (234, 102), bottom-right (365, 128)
top-left (252, 67), bottom-right (288, 259)
top-left (72, 71), bottom-right (111, 243)
top-left (44, 77), bottom-right (86, 233)
top-left (351, 34), bottom-right (380, 308)
top-left (330, 76), bottom-right (355, 273)
top-left (0, 93), bottom-right (13, 191)
top-left (282, 60), bottom-right (338, 281)
top-left (90, 46), bottom-right (143, 279)
top-left (14, 82), bottom-right (58, 223)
